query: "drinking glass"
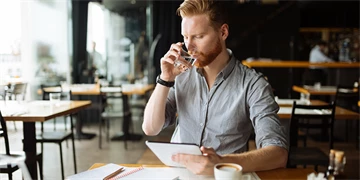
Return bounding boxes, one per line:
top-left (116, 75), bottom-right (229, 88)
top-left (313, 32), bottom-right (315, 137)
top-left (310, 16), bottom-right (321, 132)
top-left (174, 46), bottom-right (197, 72)
top-left (49, 93), bottom-right (61, 103)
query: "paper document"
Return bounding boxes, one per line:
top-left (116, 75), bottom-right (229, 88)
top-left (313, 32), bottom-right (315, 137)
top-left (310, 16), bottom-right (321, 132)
top-left (66, 164), bottom-right (260, 180)
top-left (66, 163), bottom-right (123, 180)
top-left (118, 167), bottom-right (260, 180)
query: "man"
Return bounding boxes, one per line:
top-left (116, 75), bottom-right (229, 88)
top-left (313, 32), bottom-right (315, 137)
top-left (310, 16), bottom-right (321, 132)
top-left (309, 41), bottom-right (334, 63)
top-left (142, 0), bottom-right (288, 175)
top-left (83, 41), bottom-right (105, 83)
top-left (306, 41), bottom-right (334, 86)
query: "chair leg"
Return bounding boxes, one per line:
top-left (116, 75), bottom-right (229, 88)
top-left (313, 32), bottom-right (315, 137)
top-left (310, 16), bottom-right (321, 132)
top-left (59, 143), bottom-right (65, 180)
top-left (106, 118), bottom-right (110, 142)
top-left (66, 139), bottom-right (69, 148)
top-left (124, 129), bottom-right (128, 150)
top-left (356, 120), bottom-right (359, 150)
top-left (54, 118), bottom-right (57, 131)
top-left (72, 133), bottom-right (77, 173)
top-left (37, 153), bottom-right (43, 180)
top-left (8, 172), bottom-right (13, 180)
top-left (99, 117), bottom-right (102, 149)
top-left (13, 121), bottom-right (17, 131)
top-left (64, 116), bottom-right (68, 131)
top-left (346, 120), bottom-right (349, 142)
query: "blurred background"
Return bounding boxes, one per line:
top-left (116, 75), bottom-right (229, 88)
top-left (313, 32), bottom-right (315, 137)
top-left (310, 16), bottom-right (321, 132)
top-left (0, 0), bottom-right (358, 100)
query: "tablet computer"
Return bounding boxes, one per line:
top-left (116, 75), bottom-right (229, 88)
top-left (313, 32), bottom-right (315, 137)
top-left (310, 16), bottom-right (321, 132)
top-left (145, 140), bottom-right (202, 167)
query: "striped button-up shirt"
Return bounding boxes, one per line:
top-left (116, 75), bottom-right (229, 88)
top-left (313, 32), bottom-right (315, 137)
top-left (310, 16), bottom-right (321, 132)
top-left (164, 49), bottom-right (288, 155)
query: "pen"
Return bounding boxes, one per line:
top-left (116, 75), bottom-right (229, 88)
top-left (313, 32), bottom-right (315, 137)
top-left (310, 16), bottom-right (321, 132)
top-left (172, 176), bottom-right (180, 180)
top-left (103, 167), bottom-right (124, 180)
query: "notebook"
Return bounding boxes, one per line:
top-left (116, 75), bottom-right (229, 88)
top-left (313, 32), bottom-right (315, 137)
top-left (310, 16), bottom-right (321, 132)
top-left (67, 164), bottom-right (260, 180)
top-left (65, 163), bottom-right (143, 180)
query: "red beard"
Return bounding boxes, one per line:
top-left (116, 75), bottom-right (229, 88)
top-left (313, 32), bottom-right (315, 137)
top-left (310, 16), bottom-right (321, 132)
top-left (193, 38), bottom-right (222, 68)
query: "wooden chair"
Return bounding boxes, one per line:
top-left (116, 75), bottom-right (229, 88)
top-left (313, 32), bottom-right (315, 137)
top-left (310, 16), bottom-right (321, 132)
top-left (40, 84), bottom-right (68, 131)
top-left (99, 85), bottom-right (131, 149)
top-left (35, 90), bottom-right (77, 180)
top-left (287, 101), bottom-right (336, 172)
top-left (335, 85), bottom-right (359, 113)
top-left (0, 111), bottom-right (43, 180)
top-left (6, 83), bottom-right (27, 101)
top-left (130, 88), bottom-right (153, 122)
top-left (5, 83), bottom-right (27, 131)
top-left (335, 84), bottom-right (359, 146)
top-left (0, 84), bottom-right (7, 100)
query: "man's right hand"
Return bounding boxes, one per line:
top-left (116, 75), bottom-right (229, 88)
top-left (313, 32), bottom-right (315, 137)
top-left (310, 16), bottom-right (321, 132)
top-left (160, 42), bottom-right (191, 81)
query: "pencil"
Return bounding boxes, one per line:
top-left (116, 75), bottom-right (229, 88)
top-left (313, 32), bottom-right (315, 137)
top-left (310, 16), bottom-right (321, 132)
top-left (103, 167), bottom-right (124, 180)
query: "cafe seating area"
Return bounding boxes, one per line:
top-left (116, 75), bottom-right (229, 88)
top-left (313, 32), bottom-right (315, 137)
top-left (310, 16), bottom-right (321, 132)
top-left (1, 113), bottom-right (360, 179)
top-left (1, 0), bottom-right (359, 179)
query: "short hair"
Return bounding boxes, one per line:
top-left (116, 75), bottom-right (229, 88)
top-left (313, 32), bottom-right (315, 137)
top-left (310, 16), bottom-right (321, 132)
top-left (176, 0), bottom-right (229, 29)
top-left (317, 41), bottom-right (328, 46)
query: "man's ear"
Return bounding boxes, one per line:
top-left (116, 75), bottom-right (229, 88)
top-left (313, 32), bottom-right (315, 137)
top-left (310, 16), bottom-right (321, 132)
top-left (220, 24), bottom-right (229, 40)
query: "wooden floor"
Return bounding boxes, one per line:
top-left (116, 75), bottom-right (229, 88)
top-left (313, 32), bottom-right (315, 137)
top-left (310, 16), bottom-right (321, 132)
top-left (1, 116), bottom-right (359, 180)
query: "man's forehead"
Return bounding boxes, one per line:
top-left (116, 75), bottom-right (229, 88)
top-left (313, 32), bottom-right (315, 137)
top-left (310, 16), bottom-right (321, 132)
top-left (181, 15), bottom-right (211, 35)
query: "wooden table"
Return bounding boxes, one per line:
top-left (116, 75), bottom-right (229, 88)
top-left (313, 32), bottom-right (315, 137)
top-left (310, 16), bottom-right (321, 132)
top-left (292, 85), bottom-right (337, 96)
top-left (40, 83), bottom-right (155, 96)
top-left (1, 100), bottom-right (91, 180)
top-left (40, 84), bottom-right (155, 141)
top-left (277, 99), bottom-right (359, 120)
top-left (242, 60), bottom-right (359, 97)
top-left (277, 99), bottom-right (359, 146)
top-left (89, 163), bottom-right (314, 179)
top-left (242, 60), bottom-right (360, 68)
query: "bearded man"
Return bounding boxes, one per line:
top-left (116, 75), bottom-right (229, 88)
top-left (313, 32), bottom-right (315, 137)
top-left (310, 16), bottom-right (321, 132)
top-left (143, 0), bottom-right (288, 175)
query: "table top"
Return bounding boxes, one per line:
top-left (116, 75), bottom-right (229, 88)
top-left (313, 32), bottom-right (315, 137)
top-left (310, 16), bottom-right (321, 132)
top-left (89, 163), bottom-right (314, 179)
top-left (292, 85), bottom-right (337, 95)
top-left (40, 84), bottom-right (155, 96)
top-left (276, 99), bottom-right (359, 120)
top-left (242, 60), bottom-right (360, 68)
top-left (1, 100), bottom-right (91, 122)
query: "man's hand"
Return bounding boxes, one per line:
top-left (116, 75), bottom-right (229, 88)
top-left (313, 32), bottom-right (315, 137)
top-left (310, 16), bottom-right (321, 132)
top-left (160, 42), bottom-right (191, 81)
top-left (171, 146), bottom-right (222, 175)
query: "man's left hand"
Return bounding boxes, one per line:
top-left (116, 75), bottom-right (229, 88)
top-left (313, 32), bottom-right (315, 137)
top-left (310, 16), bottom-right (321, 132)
top-left (171, 146), bottom-right (222, 175)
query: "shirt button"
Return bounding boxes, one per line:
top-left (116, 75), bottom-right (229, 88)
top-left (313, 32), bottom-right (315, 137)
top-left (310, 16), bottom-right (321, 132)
top-left (214, 83), bottom-right (218, 86)
top-left (200, 123), bottom-right (204, 126)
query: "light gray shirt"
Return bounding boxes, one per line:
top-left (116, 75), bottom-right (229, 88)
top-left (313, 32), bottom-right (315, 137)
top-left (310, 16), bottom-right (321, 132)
top-left (310, 45), bottom-right (333, 63)
top-left (164, 49), bottom-right (288, 155)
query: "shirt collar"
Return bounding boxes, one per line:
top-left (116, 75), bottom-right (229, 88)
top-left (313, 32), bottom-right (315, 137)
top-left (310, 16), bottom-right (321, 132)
top-left (196, 49), bottom-right (236, 80)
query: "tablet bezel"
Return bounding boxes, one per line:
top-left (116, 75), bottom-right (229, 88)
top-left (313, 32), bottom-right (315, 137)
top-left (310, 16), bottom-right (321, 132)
top-left (145, 140), bottom-right (202, 167)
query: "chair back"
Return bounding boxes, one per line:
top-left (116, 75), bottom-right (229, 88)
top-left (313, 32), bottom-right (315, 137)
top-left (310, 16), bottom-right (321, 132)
top-left (40, 84), bottom-right (61, 100)
top-left (335, 85), bottom-right (359, 112)
top-left (0, 111), bottom-right (11, 155)
top-left (8, 83), bottom-right (27, 100)
top-left (289, 101), bottom-right (336, 149)
top-left (0, 85), bottom-right (8, 100)
top-left (41, 85), bottom-right (71, 101)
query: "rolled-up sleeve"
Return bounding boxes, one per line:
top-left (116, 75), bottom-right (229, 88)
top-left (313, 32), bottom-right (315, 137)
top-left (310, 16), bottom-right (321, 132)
top-left (248, 78), bottom-right (288, 151)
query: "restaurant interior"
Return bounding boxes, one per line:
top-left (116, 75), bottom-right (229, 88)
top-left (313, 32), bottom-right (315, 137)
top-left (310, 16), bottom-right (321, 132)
top-left (0, 0), bottom-right (359, 179)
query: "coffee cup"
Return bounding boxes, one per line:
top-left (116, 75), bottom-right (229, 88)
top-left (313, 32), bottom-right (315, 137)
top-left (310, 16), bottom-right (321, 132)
top-left (214, 163), bottom-right (242, 180)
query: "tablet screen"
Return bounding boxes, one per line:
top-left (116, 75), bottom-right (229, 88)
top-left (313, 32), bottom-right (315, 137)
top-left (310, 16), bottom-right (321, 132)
top-left (145, 141), bottom-right (202, 167)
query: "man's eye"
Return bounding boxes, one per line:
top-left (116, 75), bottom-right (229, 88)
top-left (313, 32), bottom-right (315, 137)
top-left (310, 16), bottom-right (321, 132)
top-left (195, 35), bottom-right (203, 39)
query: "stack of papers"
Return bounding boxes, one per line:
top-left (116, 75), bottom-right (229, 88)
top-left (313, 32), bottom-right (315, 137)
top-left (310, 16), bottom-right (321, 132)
top-left (66, 163), bottom-right (261, 180)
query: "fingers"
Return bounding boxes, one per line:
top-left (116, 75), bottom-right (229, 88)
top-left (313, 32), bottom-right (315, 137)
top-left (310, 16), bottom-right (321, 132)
top-left (160, 42), bottom-right (189, 78)
top-left (162, 42), bottom-right (183, 64)
top-left (172, 154), bottom-right (201, 165)
top-left (172, 153), bottom-right (214, 175)
top-left (200, 146), bottom-right (217, 156)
